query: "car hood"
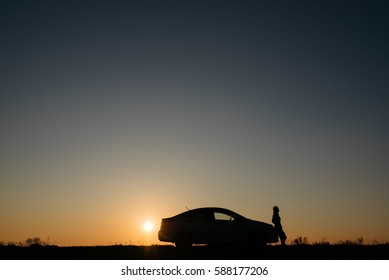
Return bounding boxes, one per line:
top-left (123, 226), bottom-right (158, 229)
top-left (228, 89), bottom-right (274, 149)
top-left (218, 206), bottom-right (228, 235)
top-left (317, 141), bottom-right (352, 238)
top-left (248, 219), bottom-right (274, 228)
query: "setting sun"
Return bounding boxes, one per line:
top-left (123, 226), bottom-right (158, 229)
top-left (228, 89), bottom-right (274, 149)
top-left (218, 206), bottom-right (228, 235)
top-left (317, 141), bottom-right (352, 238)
top-left (143, 221), bottom-right (154, 232)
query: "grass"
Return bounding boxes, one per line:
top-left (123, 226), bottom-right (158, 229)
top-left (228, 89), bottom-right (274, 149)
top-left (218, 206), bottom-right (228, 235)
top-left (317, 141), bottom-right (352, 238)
top-left (290, 236), bottom-right (389, 246)
top-left (0, 237), bottom-right (56, 248)
top-left (1, 235), bottom-right (388, 248)
top-left (1, 237), bottom-right (388, 260)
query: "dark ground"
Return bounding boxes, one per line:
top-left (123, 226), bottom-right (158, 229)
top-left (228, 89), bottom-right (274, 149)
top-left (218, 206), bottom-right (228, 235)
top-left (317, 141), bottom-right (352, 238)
top-left (1, 244), bottom-right (388, 260)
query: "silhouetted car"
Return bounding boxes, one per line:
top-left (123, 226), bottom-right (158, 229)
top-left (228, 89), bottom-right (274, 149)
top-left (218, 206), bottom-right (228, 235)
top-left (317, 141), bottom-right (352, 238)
top-left (158, 207), bottom-right (278, 248)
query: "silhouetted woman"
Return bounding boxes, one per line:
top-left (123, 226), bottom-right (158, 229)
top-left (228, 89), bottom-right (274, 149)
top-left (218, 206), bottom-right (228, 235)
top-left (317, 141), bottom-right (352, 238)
top-left (272, 206), bottom-right (287, 245)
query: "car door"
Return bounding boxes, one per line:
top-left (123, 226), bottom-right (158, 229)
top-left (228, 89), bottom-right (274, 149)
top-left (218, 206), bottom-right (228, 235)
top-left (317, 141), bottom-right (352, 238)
top-left (185, 210), bottom-right (215, 243)
top-left (211, 211), bottom-right (248, 243)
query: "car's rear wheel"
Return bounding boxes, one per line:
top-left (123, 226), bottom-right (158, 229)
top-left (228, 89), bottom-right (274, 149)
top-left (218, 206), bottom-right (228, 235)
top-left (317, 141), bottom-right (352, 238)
top-left (249, 231), bottom-right (267, 247)
top-left (174, 232), bottom-right (193, 249)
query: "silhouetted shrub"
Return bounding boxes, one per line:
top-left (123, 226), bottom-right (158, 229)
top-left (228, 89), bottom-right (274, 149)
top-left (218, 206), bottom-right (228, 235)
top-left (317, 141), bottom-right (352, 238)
top-left (22, 237), bottom-right (54, 247)
top-left (292, 236), bottom-right (309, 245)
top-left (7, 241), bottom-right (18, 247)
top-left (312, 238), bottom-right (330, 246)
top-left (336, 236), bottom-right (364, 245)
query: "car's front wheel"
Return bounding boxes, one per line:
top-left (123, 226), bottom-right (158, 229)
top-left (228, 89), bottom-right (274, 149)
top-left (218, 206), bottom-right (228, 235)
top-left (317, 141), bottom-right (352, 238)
top-left (174, 232), bottom-right (193, 249)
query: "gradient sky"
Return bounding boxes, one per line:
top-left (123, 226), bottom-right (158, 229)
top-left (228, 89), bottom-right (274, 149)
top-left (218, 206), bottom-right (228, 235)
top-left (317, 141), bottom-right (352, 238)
top-left (1, 1), bottom-right (388, 246)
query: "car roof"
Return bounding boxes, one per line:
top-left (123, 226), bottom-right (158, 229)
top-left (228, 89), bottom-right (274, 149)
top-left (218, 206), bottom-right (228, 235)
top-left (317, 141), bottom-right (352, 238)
top-left (176, 207), bottom-right (247, 219)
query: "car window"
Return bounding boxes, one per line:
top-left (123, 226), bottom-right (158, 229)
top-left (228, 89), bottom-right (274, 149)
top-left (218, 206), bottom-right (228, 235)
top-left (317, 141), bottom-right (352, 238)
top-left (189, 211), bottom-right (213, 221)
top-left (214, 212), bottom-right (235, 221)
